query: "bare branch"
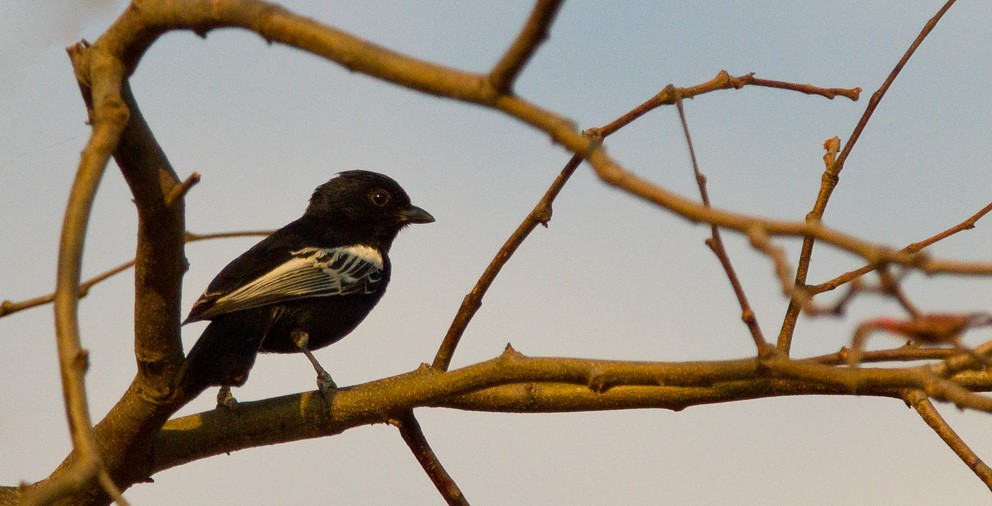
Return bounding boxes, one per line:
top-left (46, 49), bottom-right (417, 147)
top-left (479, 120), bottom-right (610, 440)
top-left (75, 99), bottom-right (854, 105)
top-left (432, 150), bottom-right (583, 370)
top-left (165, 172), bottom-right (200, 206)
top-left (813, 200), bottom-right (992, 294)
top-left (150, 349), bottom-right (992, 474)
top-left (675, 96), bottom-right (770, 355)
top-left (745, 76), bottom-right (861, 100)
top-left (1, 228), bottom-right (274, 320)
top-left (488, 0), bottom-right (564, 93)
top-left (391, 411), bottom-right (469, 506)
top-left (598, 71), bottom-right (859, 138)
top-left (832, 0), bottom-right (958, 173)
top-left (776, 136), bottom-right (843, 353)
top-left (23, 41), bottom-right (132, 506)
top-left (904, 390), bottom-right (992, 491)
top-left (778, 0), bottom-right (958, 353)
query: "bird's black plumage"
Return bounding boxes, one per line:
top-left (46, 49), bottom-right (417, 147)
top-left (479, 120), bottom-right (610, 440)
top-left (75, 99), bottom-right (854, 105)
top-left (174, 170), bottom-right (433, 403)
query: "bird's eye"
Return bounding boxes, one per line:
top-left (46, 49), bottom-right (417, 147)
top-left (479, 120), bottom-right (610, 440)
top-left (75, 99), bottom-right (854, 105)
top-left (369, 189), bottom-right (391, 207)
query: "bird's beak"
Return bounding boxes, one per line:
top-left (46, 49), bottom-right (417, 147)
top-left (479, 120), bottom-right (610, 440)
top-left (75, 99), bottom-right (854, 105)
top-left (400, 205), bottom-right (435, 224)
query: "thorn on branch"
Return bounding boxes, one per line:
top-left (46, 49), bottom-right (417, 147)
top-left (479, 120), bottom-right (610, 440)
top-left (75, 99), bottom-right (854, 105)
top-left (502, 343), bottom-right (521, 357)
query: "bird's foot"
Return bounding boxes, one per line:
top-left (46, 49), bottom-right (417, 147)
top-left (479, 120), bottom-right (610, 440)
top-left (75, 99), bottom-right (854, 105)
top-left (293, 330), bottom-right (337, 402)
top-left (216, 386), bottom-right (239, 410)
top-left (316, 371), bottom-right (337, 402)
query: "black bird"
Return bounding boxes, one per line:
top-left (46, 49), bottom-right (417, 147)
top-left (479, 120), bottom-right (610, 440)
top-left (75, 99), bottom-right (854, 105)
top-left (175, 170), bottom-right (434, 406)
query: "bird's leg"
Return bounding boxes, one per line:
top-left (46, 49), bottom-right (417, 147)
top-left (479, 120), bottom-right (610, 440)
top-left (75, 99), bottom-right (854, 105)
top-left (216, 386), bottom-right (238, 410)
top-left (291, 330), bottom-right (337, 400)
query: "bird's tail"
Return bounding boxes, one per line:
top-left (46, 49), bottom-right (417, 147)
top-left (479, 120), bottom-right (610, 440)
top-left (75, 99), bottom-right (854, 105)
top-left (173, 315), bottom-right (264, 399)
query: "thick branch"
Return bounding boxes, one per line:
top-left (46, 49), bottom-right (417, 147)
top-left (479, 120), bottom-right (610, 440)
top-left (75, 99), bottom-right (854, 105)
top-left (150, 349), bottom-right (992, 474)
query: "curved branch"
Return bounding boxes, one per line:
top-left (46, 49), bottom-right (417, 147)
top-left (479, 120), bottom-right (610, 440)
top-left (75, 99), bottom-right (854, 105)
top-left (29, 43), bottom-right (131, 506)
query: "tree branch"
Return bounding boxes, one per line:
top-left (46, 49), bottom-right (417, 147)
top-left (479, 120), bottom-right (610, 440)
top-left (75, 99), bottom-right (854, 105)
top-left (148, 348), bottom-right (992, 475)
top-left (904, 390), bottom-right (992, 491)
top-left (432, 153), bottom-right (583, 371)
top-left (675, 95), bottom-right (771, 356)
top-left (391, 410), bottom-right (469, 506)
top-left (488, 0), bottom-right (564, 94)
top-left (1, 229), bottom-right (273, 320)
top-left (25, 42), bottom-right (132, 506)
top-left (776, 0), bottom-right (959, 353)
top-left (812, 200), bottom-right (992, 294)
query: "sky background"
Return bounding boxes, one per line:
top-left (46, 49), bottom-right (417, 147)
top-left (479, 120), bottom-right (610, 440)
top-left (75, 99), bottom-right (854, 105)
top-left (2, 1), bottom-right (992, 504)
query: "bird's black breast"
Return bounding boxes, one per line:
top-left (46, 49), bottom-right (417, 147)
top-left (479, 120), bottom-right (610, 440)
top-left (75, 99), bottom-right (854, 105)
top-left (257, 274), bottom-right (390, 353)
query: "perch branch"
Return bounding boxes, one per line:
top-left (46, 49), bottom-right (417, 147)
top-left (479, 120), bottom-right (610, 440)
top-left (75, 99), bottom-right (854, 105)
top-left (151, 348), bottom-right (992, 474)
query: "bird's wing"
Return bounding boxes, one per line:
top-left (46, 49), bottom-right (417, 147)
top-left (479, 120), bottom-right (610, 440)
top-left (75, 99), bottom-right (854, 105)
top-left (187, 245), bottom-right (384, 321)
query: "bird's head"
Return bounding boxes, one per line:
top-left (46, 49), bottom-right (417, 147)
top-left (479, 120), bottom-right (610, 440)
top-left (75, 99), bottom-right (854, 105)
top-left (306, 170), bottom-right (434, 244)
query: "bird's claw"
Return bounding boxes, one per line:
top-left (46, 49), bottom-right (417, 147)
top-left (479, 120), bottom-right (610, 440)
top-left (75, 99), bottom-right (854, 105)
top-left (216, 386), bottom-right (239, 410)
top-left (316, 372), bottom-right (337, 402)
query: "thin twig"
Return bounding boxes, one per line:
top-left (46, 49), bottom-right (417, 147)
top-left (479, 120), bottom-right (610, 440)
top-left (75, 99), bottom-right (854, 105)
top-left (432, 150), bottom-right (584, 370)
top-left (391, 410), bottom-right (469, 506)
top-left (764, 355), bottom-right (992, 412)
top-left (776, 137), bottom-right (842, 352)
top-left (598, 71), bottom-right (859, 138)
top-left (813, 201), bottom-right (992, 294)
top-left (675, 96), bottom-right (770, 355)
top-left (904, 390), bottom-right (992, 491)
top-left (1, 229), bottom-right (274, 319)
top-left (777, 0), bottom-right (958, 353)
top-left (746, 76), bottom-right (861, 100)
top-left (489, 0), bottom-right (564, 94)
top-left (808, 341), bottom-right (957, 366)
top-left (832, 0), bottom-right (957, 173)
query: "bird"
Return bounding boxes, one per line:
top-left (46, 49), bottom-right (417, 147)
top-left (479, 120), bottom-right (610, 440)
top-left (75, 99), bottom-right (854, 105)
top-left (174, 170), bottom-right (434, 407)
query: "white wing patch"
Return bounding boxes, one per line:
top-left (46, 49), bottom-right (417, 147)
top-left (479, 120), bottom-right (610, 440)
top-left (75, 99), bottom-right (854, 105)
top-left (202, 245), bottom-right (384, 318)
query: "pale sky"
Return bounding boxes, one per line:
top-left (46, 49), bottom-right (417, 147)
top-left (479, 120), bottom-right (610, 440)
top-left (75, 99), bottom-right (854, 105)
top-left (2, 1), bottom-right (992, 504)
